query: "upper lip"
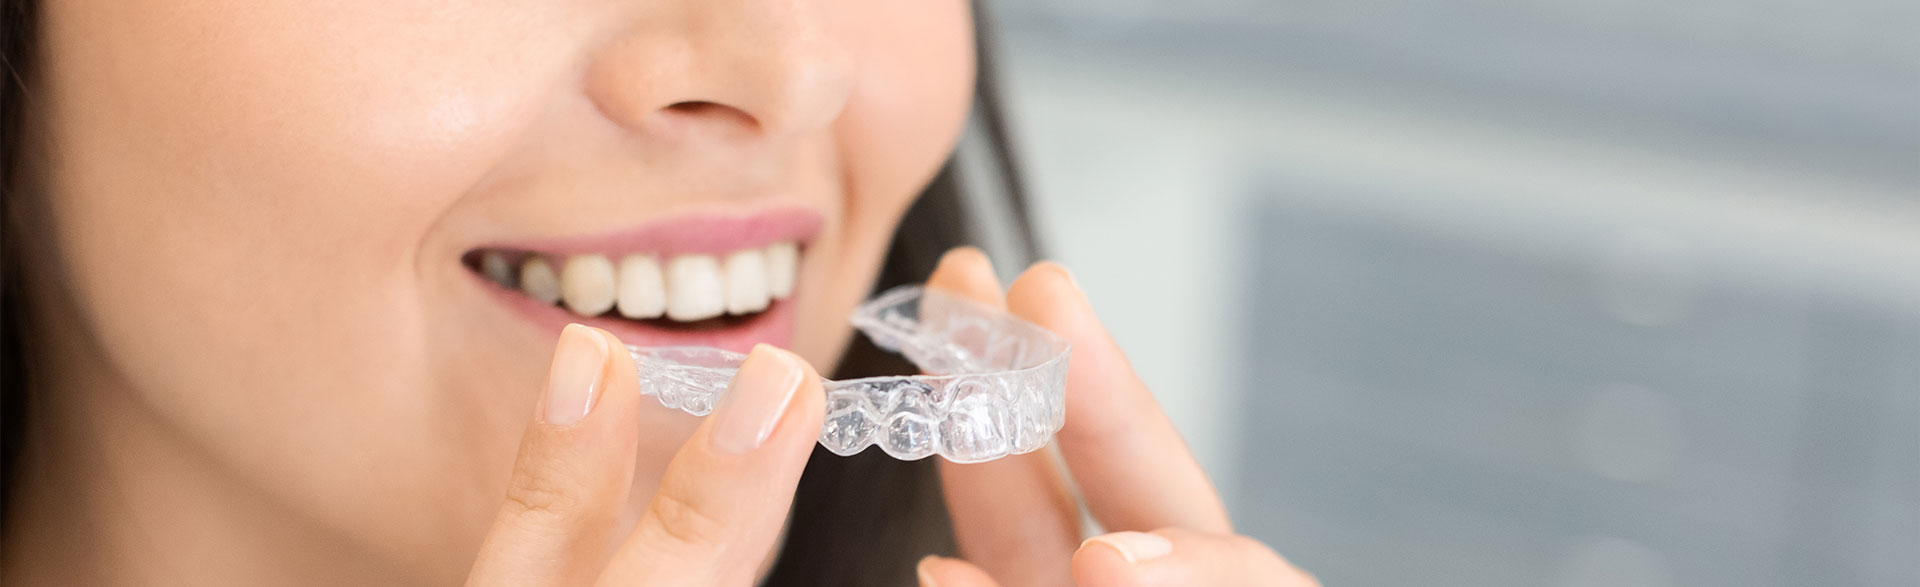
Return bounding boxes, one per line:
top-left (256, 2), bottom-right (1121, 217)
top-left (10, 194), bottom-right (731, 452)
top-left (473, 205), bottom-right (823, 257)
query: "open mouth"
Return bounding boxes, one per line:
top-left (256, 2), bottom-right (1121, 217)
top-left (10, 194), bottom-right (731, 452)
top-left (466, 242), bottom-right (797, 328)
top-left (463, 209), bottom-right (818, 350)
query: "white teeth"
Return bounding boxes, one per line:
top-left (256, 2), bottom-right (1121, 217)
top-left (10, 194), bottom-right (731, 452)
top-left (497, 241), bottom-right (797, 321)
top-left (723, 249), bottom-right (771, 315)
top-left (765, 242), bottom-right (797, 300)
top-left (664, 255), bottom-right (725, 322)
top-left (616, 255), bottom-right (666, 319)
top-left (560, 255), bottom-right (617, 317)
top-left (519, 258), bottom-right (561, 305)
top-left (481, 252), bottom-right (516, 287)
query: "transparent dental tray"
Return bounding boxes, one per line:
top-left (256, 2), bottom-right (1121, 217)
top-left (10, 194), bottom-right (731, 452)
top-left (627, 285), bottom-right (1070, 463)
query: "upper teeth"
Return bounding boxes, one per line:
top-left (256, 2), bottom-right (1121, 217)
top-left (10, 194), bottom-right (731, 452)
top-left (765, 241), bottom-right (796, 299)
top-left (484, 242), bottom-right (799, 322)
top-left (560, 255), bottom-right (617, 316)
top-left (615, 255), bottom-right (666, 319)
top-left (518, 257), bottom-right (561, 305)
top-left (722, 249), bottom-right (770, 315)
top-left (664, 254), bottom-right (724, 321)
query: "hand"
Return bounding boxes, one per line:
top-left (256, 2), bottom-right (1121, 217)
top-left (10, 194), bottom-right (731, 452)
top-left (919, 249), bottom-right (1318, 587)
top-left (464, 324), bottom-right (825, 586)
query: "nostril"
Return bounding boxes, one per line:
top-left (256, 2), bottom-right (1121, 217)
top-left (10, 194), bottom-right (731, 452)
top-left (662, 101), bottom-right (759, 132)
top-left (664, 100), bottom-right (718, 114)
top-left (665, 101), bottom-right (719, 114)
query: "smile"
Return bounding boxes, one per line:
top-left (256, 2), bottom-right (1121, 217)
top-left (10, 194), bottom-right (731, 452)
top-left (475, 241), bottom-right (798, 322)
top-left (464, 208), bottom-right (820, 351)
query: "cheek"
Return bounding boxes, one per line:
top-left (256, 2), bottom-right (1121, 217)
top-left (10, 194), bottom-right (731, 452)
top-left (41, 0), bottom-right (555, 388)
top-left (36, 0), bottom-right (565, 554)
top-left (793, 0), bottom-right (974, 365)
top-left (836, 0), bottom-right (976, 216)
top-left (46, 0), bottom-right (544, 262)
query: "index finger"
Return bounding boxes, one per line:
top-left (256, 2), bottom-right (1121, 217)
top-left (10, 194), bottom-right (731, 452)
top-left (928, 248), bottom-right (1080, 586)
top-left (1005, 263), bottom-right (1231, 534)
top-left (597, 345), bottom-right (825, 586)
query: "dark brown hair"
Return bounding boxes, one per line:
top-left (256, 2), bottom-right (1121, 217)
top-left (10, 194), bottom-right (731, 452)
top-left (0, 0), bottom-right (37, 538)
top-left (0, 1), bottom-right (1036, 585)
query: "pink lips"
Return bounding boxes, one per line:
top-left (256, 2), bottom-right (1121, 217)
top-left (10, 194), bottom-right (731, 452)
top-left (474, 206), bottom-right (821, 353)
top-left (492, 206), bottom-right (822, 258)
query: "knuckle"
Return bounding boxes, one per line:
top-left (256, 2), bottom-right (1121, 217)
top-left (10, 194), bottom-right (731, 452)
top-left (503, 460), bottom-right (582, 518)
top-left (642, 489), bottom-right (728, 550)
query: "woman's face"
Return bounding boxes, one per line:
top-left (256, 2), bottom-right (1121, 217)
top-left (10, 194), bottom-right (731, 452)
top-left (25, 0), bottom-right (973, 579)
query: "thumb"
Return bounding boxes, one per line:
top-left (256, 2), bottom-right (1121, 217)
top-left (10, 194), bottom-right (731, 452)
top-left (598, 344), bottom-right (824, 586)
top-left (467, 324), bottom-right (645, 587)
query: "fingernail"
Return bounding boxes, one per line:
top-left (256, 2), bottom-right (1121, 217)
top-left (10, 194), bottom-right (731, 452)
top-left (1057, 264), bottom-right (1083, 293)
top-left (1038, 261), bottom-right (1083, 295)
top-left (541, 324), bottom-right (610, 427)
top-left (1084, 531), bottom-right (1173, 564)
top-left (709, 344), bottom-right (804, 454)
top-left (915, 555), bottom-right (942, 587)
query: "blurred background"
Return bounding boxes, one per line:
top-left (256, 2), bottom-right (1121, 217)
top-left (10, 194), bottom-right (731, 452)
top-left (978, 1), bottom-right (1919, 585)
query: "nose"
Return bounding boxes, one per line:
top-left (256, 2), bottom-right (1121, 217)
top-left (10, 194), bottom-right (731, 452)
top-left (584, 0), bottom-right (854, 140)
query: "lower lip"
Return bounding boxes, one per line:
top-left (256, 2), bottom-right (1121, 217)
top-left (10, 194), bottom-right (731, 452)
top-left (476, 273), bottom-right (797, 354)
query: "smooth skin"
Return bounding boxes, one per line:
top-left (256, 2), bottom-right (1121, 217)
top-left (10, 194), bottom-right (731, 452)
top-left (450, 249), bottom-right (1318, 586)
top-left (8, 0), bottom-right (969, 583)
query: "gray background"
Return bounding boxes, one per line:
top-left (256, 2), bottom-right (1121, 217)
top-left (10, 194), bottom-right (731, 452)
top-left (986, 1), bottom-right (1919, 585)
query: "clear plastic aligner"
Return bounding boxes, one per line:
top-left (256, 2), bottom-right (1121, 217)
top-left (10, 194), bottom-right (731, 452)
top-left (628, 285), bottom-right (1071, 463)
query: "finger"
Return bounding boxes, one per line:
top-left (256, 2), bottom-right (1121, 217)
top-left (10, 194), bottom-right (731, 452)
top-left (468, 324), bottom-right (645, 587)
top-left (1006, 263), bottom-right (1231, 534)
top-left (926, 246), bottom-right (1008, 303)
top-left (927, 247), bottom-right (1080, 586)
top-left (1073, 529), bottom-right (1317, 587)
top-left (598, 344), bottom-right (824, 586)
top-left (918, 555), bottom-right (1004, 587)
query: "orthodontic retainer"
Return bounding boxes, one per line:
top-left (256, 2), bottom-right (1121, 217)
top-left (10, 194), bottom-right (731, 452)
top-left (628, 285), bottom-right (1070, 463)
